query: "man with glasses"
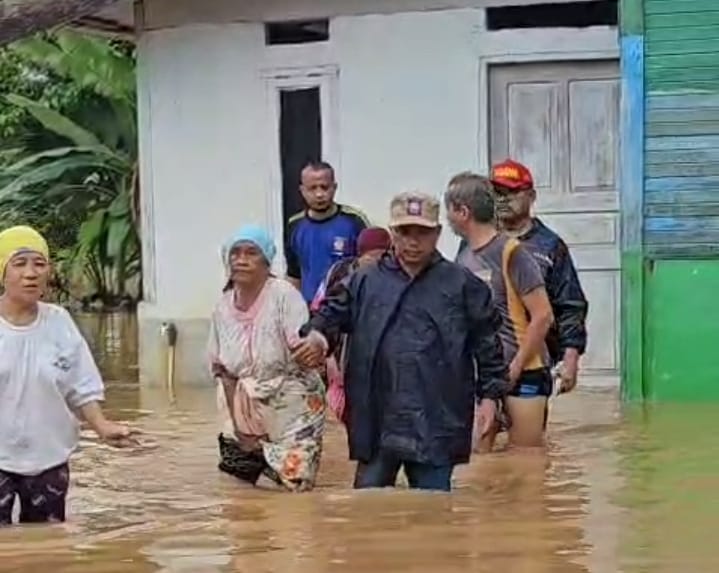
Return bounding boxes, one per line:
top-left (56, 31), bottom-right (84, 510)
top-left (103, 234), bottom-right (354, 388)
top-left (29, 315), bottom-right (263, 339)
top-left (459, 159), bottom-right (588, 395)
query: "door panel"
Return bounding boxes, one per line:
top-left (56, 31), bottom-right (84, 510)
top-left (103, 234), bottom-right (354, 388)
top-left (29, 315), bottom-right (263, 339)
top-left (506, 83), bottom-right (561, 192)
top-left (568, 78), bottom-right (619, 193)
top-left (490, 60), bottom-right (620, 213)
top-left (578, 270), bottom-right (619, 373)
top-left (489, 60), bottom-right (620, 380)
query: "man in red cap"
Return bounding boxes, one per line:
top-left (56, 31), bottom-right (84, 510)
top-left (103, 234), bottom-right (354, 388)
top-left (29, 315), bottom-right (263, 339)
top-left (488, 159), bottom-right (588, 395)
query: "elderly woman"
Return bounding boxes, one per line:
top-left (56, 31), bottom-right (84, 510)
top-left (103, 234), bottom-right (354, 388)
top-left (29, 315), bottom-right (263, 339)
top-left (0, 226), bottom-right (132, 526)
top-left (208, 225), bottom-right (325, 492)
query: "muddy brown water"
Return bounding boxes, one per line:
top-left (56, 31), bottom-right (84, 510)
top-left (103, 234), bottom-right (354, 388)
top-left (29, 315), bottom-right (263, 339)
top-left (1, 313), bottom-right (718, 572)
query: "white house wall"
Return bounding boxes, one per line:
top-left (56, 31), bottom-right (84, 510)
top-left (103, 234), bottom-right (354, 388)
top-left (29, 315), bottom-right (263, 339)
top-left (141, 0), bottom-right (588, 29)
top-left (136, 4), bottom-right (618, 385)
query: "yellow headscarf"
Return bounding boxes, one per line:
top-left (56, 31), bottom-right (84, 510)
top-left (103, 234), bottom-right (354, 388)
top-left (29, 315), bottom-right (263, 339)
top-left (0, 226), bottom-right (50, 280)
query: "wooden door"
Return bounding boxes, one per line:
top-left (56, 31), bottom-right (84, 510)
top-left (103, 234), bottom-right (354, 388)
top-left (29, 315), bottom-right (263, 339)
top-left (489, 60), bottom-right (620, 384)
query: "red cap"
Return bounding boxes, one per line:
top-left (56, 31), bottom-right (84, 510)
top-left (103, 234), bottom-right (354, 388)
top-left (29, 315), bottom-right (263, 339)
top-left (357, 227), bottom-right (391, 256)
top-left (490, 159), bottom-right (534, 191)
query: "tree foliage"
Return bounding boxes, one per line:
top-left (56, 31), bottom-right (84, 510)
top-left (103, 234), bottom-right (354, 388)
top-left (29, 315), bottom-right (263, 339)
top-left (0, 31), bottom-right (139, 307)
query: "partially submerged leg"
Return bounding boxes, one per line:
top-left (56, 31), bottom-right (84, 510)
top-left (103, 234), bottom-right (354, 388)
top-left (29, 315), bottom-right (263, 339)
top-left (353, 454), bottom-right (401, 489)
top-left (505, 396), bottom-right (548, 448)
top-left (403, 463), bottom-right (453, 492)
top-left (18, 463), bottom-right (69, 524)
top-left (0, 470), bottom-right (18, 526)
top-left (505, 369), bottom-right (553, 448)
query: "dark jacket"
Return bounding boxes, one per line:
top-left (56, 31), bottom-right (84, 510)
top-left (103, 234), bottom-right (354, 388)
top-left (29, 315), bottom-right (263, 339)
top-left (458, 218), bottom-right (588, 364)
top-left (303, 252), bottom-right (507, 466)
top-left (519, 219), bottom-right (588, 363)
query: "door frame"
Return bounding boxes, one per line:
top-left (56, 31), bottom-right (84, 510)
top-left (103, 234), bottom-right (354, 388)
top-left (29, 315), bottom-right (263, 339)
top-left (262, 64), bottom-right (340, 276)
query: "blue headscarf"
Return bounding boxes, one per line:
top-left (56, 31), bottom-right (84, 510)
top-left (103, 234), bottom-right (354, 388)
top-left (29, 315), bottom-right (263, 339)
top-left (221, 225), bottom-right (277, 271)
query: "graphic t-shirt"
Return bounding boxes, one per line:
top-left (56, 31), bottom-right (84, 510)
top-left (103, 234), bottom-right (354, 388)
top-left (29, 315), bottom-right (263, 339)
top-left (457, 234), bottom-right (548, 369)
top-left (285, 205), bottom-right (368, 302)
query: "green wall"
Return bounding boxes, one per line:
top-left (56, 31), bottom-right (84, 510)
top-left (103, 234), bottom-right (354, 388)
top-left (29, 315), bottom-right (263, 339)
top-left (643, 260), bottom-right (719, 401)
top-left (622, 0), bottom-right (719, 401)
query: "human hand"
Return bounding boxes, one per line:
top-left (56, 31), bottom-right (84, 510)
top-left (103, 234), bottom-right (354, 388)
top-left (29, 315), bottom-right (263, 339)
top-left (291, 331), bottom-right (326, 369)
top-left (508, 359), bottom-right (522, 388)
top-left (475, 399), bottom-right (498, 438)
top-left (558, 352), bottom-right (579, 394)
top-left (95, 420), bottom-right (139, 448)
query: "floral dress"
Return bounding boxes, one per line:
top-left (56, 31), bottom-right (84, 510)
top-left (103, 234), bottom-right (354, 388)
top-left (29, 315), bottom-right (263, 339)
top-left (207, 278), bottom-right (326, 491)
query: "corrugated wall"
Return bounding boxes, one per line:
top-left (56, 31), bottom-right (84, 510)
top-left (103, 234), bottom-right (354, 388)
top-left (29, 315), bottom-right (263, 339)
top-left (643, 0), bottom-right (719, 257)
top-left (621, 0), bottom-right (719, 401)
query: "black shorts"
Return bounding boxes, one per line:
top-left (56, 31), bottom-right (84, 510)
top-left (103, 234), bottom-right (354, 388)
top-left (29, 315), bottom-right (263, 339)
top-left (507, 368), bottom-right (554, 398)
top-left (0, 463), bottom-right (70, 525)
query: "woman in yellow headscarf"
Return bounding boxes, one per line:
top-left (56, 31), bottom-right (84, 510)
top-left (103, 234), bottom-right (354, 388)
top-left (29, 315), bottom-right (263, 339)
top-left (0, 226), bottom-right (133, 526)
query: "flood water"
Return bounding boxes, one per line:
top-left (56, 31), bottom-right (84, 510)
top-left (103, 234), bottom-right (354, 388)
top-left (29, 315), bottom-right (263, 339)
top-left (2, 313), bottom-right (719, 572)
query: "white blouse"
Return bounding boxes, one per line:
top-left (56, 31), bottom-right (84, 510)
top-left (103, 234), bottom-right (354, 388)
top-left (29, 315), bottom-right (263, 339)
top-left (0, 303), bottom-right (104, 475)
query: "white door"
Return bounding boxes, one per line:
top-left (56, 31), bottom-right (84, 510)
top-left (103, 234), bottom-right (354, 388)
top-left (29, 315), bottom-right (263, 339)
top-left (489, 60), bottom-right (620, 386)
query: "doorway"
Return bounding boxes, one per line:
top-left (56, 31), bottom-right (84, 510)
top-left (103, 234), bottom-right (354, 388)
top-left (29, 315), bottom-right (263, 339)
top-left (488, 60), bottom-right (620, 384)
top-left (264, 65), bottom-right (339, 275)
top-left (279, 87), bottom-right (322, 225)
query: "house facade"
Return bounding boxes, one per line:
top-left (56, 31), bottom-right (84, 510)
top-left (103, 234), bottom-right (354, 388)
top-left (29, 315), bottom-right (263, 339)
top-left (621, 0), bottom-right (719, 401)
top-left (129, 0), bottom-right (622, 387)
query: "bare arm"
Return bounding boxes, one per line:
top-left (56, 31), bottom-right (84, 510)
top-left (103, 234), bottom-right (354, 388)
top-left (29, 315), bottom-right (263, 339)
top-left (78, 401), bottom-right (132, 444)
top-left (513, 286), bottom-right (554, 373)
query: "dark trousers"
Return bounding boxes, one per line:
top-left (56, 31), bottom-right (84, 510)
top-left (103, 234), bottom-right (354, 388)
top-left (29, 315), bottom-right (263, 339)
top-left (0, 463), bottom-right (70, 525)
top-left (354, 453), bottom-right (454, 492)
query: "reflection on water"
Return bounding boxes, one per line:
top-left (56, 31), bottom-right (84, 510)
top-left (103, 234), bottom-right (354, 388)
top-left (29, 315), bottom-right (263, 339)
top-left (1, 313), bottom-right (718, 572)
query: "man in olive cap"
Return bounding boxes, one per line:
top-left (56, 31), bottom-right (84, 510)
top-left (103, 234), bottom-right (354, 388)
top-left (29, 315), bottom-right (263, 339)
top-left (293, 192), bottom-right (507, 492)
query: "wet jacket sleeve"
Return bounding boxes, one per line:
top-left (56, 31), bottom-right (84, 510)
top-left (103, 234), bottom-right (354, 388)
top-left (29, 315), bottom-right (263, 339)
top-left (464, 274), bottom-right (508, 401)
top-left (300, 273), bottom-right (355, 351)
top-left (547, 240), bottom-right (588, 355)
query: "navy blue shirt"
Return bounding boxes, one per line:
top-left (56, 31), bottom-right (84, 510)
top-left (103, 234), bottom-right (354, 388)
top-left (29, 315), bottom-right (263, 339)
top-left (285, 204), bottom-right (368, 302)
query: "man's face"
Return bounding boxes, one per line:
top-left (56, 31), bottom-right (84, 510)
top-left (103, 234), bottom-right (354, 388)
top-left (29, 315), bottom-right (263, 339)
top-left (300, 167), bottom-right (337, 212)
top-left (493, 184), bottom-right (535, 225)
top-left (445, 202), bottom-right (471, 238)
top-left (392, 225), bottom-right (440, 267)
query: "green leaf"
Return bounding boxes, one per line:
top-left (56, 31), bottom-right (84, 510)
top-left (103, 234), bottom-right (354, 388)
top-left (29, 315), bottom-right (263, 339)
top-left (3, 145), bottom-right (123, 174)
top-left (107, 190), bottom-right (131, 217)
top-left (106, 217), bottom-right (132, 260)
top-left (6, 94), bottom-right (117, 156)
top-left (0, 155), bottom-right (112, 201)
top-left (77, 209), bottom-right (107, 250)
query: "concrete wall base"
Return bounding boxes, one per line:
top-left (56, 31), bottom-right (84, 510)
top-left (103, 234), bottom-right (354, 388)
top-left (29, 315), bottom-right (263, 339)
top-left (138, 314), bottom-right (212, 387)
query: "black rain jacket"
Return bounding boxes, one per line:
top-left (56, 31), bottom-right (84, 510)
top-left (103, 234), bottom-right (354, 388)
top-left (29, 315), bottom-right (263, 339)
top-left (302, 252), bottom-right (507, 466)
